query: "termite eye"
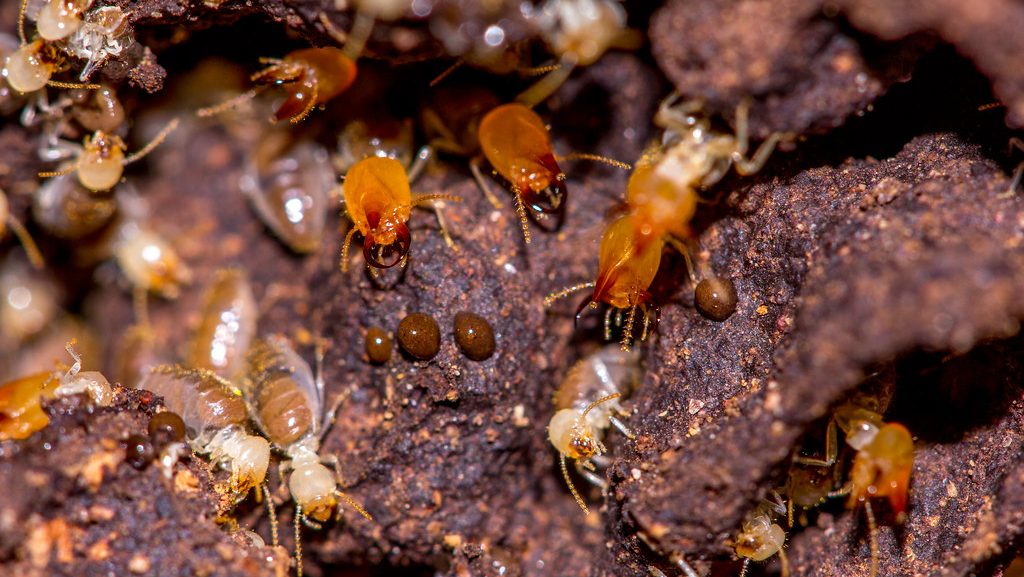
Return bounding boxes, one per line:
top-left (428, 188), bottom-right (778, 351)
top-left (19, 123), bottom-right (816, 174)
top-left (148, 411), bottom-right (186, 447)
top-left (524, 179), bottom-right (567, 215)
top-left (124, 433), bottom-right (155, 469)
top-left (363, 225), bottom-right (411, 269)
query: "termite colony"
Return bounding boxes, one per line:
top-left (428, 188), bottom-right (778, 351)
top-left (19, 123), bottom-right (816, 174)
top-left (0, 0), bottom-right (954, 576)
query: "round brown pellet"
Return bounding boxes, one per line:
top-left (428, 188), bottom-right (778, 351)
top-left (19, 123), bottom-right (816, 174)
top-left (365, 326), bottom-right (392, 364)
top-left (148, 411), bottom-right (186, 447)
top-left (125, 434), bottom-right (155, 470)
top-left (695, 277), bottom-right (738, 322)
top-left (397, 313), bottom-right (441, 360)
top-left (453, 312), bottom-right (496, 361)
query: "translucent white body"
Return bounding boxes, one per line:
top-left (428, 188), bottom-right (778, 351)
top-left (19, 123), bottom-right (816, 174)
top-left (4, 41), bottom-right (50, 94)
top-left (37, 0), bottom-right (91, 41)
top-left (536, 0), bottom-right (627, 66)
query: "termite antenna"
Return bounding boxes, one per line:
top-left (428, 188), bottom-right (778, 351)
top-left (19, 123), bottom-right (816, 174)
top-left (516, 54), bottom-right (577, 109)
top-left (5, 214), bottom-right (45, 269)
top-left (261, 480), bottom-right (279, 547)
top-left (560, 453), bottom-right (589, 515)
top-left (544, 282), bottom-right (594, 307)
top-left (558, 152), bottom-right (632, 171)
top-left (132, 286), bottom-right (151, 332)
top-left (47, 80), bottom-right (101, 90)
top-left (620, 300), bottom-right (638, 352)
top-left (124, 118), bottom-right (180, 165)
top-left (294, 505), bottom-right (304, 577)
top-left (865, 500), bottom-right (878, 577)
top-left (738, 558), bottom-right (750, 577)
top-left (580, 392), bottom-right (621, 421)
top-left (334, 489), bottom-right (373, 521)
top-left (411, 193), bottom-right (463, 206)
top-left (512, 187), bottom-right (532, 244)
top-left (778, 543), bottom-right (790, 577)
top-left (521, 63), bottom-right (561, 77)
top-left (17, 0), bottom-right (26, 44)
top-left (339, 226), bottom-right (357, 273)
top-left (429, 59), bottom-right (464, 87)
top-left (196, 87), bottom-right (265, 118)
top-left (978, 102), bottom-right (1004, 111)
top-left (37, 165), bottom-right (77, 179)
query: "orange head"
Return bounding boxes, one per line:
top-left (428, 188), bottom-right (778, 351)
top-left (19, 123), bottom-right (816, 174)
top-left (343, 157), bottom-right (413, 269)
top-left (848, 422), bottom-right (914, 514)
top-left (263, 48), bottom-right (357, 123)
top-left (0, 372), bottom-right (59, 440)
top-left (478, 104), bottom-right (567, 216)
top-left (576, 214), bottom-right (663, 323)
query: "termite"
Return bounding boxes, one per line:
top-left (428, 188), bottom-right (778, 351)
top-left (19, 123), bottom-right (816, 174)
top-left (547, 345), bottom-right (640, 514)
top-left (519, 0), bottom-right (639, 108)
top-left (186, 269), bottom-right (257, 381)
top-left (3, 0), bottom-right (102, 93)
top-left (732, 493), bottom-right (789, 577)
top-left (139, 364), bottom-right (271, 498)
top-left (32, 173), bottom-right (117, 240)
top-left (0, 255), bottom-right (59, 346)
top-left (239, 129), bottom-right (334, 254)
top-left (423, 84), bottom-right (627, 244)
top-left (334, 117), bottom-right (414, 175)
top-left (339, 154), bottom-right (460, 272)
top-left (793, 403), bottom-right (914, 577)
top-left (38, 117), bottom-right (180, 192)
top-left (545, 213), bottom-right (664, 350)
top-left (0, 341), bottom-right (112, 441)
top-left (112, 218), bottom-right (192, 299)
top-left (243, 336), bottom-right (371, 577)
top-left (0, 187), bottom-right (45, 269)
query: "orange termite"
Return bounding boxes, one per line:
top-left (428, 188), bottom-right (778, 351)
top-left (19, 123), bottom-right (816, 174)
top-left (546, 213), bottom-right (663, 350)
top-left (339, 156), bottom-right (460, 272)
top-left (198, 47), bottom-right (356, 124)
top-left (424, 85), bottom-right (628, 244)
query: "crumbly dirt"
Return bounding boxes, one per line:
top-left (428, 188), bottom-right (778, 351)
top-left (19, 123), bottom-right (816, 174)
top-left (2, 2), bottom-right (1024, 577)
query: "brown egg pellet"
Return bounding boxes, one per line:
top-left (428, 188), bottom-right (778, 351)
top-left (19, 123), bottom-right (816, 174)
top-left (695, 277), bottom-right (738, 322)
top-left (397, 313), bottom-right (441, 360)
top-left (148, 411), bottom-right (186, 447)
top-left (365, 326), bottom-right (392, 364)
top-left (453, 312), bottom-right (496, 361)
top-left (125, 434), bottom-right (155, 470)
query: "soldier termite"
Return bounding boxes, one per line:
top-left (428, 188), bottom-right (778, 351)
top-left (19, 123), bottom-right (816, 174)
top-left (138, 364), bottom-right (271, 499)
top-left (545, 213), bottom-right (663, 351)
top-left (422, 84), bottom-right (628, 244)
top-left (244, 336), bottom-right (372, 577)
top-left (547, 345), bottom-right (640, 514)
top-left (0, 341), bottom-right (113, 441)
top-left (791, 402), bottom-right (914, 577)
top-left (338, 154), bottom-right (460, 272)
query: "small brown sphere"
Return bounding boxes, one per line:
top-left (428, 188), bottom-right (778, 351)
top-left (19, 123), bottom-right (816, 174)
top-left (148, 411), bottom-right (186, 447)
top-left (125, 434), bottom-right (155, 469)
top-left (453, 311), bottom-right (496, 361)
top-left (365, 326), bottom-right (392, 364)
top-left (397, 313), bottom-right (441, 360)
top-left (695, 277), bottom-right (738, 322)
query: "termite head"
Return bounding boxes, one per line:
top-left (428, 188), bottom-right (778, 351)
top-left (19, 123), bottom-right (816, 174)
top-left (848, 422), bottom-right (913, 516)
top-left (225, 433), bottom-right (271, 494)
top-left (37, 0), bottom-right (93, 41)
top-left (521, 153), bottom-right (567, 215)
top-left (79, 131), bottom-right (127, 191)
top-left (733, 513), bottom-right (786, 562)
top-left (289, 461), bottom-right (337, 523)
top-left (536, 0), bottom-right (630, 66)
top-left (548, 408), bottom-right (601, 461)
top-left (362, 211), bottom-right (411, 269)
top-left (3, 40), bottom-right (59, 94)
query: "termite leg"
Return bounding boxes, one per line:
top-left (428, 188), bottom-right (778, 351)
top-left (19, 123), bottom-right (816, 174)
top-left (5, 214), bottom-right (45, 269)
top-left (407, 146), bottom-right (432, 183)
top-left (609, 415), bottom-right (635, 439)
top-left (665, 236), bottom-right (699, 286)
top-left (865, 500), bottom-right (878, 577)
top-left (999, 138), bottom-right (1024, 198)
top-left (673, 556), bottom-right (700, 577)
top-left (469, 155), bottom-right (505, 211)
top-left (792, 418), bottom-right (838, 467)
top-left (263, 480), bottom-right (280, 547)
top-left (575, 460), bottom-right (607, 489)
